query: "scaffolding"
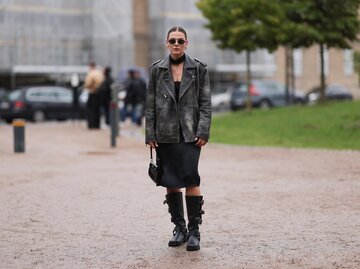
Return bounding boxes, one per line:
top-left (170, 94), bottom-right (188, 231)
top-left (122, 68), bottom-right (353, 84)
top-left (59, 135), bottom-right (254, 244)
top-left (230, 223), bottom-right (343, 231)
top-left (0, 0), bottom-right (134, 87)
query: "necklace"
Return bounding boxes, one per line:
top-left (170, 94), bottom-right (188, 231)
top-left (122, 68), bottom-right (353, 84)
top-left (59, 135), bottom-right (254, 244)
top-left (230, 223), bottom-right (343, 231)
top-left (169, 54), bottom-right (185, 65)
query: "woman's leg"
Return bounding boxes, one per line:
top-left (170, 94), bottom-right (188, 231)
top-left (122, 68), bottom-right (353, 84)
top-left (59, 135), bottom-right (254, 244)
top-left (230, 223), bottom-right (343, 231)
top-left (185, 186), bottom-right (201, 196)
top-left (164, 188), bottom-right (187, 246)
top-left (185, 186), bottom-right (204, 251)
top-left (167, 188), bottom-right (181, 194)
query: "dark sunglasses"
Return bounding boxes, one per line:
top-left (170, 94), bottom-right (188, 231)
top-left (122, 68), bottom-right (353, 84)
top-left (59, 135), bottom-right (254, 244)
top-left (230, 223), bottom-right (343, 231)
top-left (168, 38), bottom-right (186, 45)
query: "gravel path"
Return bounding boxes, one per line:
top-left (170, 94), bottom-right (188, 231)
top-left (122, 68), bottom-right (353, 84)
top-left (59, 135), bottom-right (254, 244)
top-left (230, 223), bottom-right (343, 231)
top-left (0, 122), bottom-right (359, 269)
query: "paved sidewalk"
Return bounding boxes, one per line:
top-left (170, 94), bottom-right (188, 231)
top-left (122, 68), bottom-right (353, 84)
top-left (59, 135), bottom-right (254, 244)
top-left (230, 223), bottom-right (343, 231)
top-left (0, 121), bottom-right (360, 268)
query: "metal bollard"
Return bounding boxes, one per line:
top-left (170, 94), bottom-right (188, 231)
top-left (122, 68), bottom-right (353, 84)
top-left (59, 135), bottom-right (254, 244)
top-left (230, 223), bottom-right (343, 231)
top-left (13, 119), bottom-right (25, 153)
top-left (110, 102), bottom-right (117, 147)
top-left (109, 82), bottom-right (121, 147)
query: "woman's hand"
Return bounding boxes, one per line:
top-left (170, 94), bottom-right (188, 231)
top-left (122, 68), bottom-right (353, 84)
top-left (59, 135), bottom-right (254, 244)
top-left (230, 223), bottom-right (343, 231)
top-left (195, 137), bottom-right (207, 147)
top-left (147, 141), bottom-right (158, 148)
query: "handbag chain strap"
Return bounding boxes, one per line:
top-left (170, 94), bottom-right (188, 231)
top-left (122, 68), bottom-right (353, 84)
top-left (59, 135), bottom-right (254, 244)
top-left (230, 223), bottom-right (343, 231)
top-left (150, 147), bottom-right (154, 162)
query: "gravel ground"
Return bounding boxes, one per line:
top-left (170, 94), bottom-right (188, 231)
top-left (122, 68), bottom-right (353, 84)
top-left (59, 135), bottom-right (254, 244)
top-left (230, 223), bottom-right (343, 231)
top-left (0, 121), bottom-right (359, 269)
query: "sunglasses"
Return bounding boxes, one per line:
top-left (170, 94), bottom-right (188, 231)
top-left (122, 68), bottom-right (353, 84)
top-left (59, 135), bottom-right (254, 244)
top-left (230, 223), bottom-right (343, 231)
top-left (168, 38), bottom-right (186, 45)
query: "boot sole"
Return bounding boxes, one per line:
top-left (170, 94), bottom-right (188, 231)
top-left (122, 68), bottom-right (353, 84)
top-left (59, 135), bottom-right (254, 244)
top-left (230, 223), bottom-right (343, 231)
top-left (168, 241), bottom-right (183, 247)
top-left (186, 245), bottom-right (200, 251)
top-left (168, 237), bottom-right (187, 247)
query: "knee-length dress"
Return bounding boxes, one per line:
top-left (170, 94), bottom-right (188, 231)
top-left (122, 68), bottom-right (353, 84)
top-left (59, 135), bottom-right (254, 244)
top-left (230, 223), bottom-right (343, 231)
top-left (156, 81), bottom-right (201, 188)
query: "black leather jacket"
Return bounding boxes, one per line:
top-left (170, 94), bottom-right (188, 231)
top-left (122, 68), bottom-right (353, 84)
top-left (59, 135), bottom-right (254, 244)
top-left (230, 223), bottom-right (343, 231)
top-left (145, 54), bottom-right (212, 144)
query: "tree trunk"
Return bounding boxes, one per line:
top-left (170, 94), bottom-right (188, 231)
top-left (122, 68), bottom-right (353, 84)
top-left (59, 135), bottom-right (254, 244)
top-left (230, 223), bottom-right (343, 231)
top-left (285, 46), bottom-right (290, 105)
top-left (290, 47), bottom-right (295, 104)
top-left (246, 50), bottom-right (252, 111)
top-left (319, 43), bottom-right (326, 103)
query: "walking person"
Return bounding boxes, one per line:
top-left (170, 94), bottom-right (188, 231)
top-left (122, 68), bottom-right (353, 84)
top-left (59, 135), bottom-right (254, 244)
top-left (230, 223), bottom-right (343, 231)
top-left (120, 69), bottom-right (136, 123)
top-left (121, 69), bottom-right (146, 126)
top-left (84, 62), bottom-right (104, 129)
top-left (145, 26), bottom-right (211, 251)
top-left (99, 66), bottom-right (113, 125)
top-left (133, 70), bottom-right (146, 126)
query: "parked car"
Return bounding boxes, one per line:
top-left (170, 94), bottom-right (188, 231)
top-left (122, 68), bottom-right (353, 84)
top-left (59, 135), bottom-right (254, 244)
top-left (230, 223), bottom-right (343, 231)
top-left (306, 85), bottom-right (353, 104)
top-left (0, 86), bottom-right (85, 123)
top-left (230, 80), bottom-right (306, 110)
top-left (211, 83), bottom-right (233, 112)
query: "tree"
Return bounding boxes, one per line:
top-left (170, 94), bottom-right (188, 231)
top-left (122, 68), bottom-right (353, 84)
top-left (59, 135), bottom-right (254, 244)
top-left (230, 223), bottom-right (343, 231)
top-left (353, 51), bottom-right (360, 86)
top-left (197, 0), bottom-right (284, 111)
top-left (278, 0), bottom-right (360, 103)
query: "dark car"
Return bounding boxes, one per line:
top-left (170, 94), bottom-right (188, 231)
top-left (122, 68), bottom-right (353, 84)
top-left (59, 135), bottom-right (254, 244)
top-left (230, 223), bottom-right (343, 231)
top-left (0, 88), bottom-right (7, 100)
top-left (306, 85), bottom-right (353, 104)
top-left (230, 80), bottom-right (306, 110)
top-left (0, 86), bottom-right (85, 123)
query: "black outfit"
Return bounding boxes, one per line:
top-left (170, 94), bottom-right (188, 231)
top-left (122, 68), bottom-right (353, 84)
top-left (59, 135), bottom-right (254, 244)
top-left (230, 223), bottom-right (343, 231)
top-left (156, 81), bottom-right (201, 188)
top-left (87, 93), bottom-right (101, 129)
top-left (123, 77), bottom-right (146, 107)
top-left (99, 76), bottom-right (113, 125)
top-left (145, 54), bottom-right (210, 251)
top-left (122, 77), bottom-right (147, 125)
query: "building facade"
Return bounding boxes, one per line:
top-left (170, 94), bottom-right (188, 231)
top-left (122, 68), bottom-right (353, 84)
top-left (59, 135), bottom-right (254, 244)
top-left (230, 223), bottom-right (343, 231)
top-left (273, 46), bottom-right (360, 97)
top-left (0, 0), bottom-right (136, 88)
top-left (0, 0), bottom-right (359, 98)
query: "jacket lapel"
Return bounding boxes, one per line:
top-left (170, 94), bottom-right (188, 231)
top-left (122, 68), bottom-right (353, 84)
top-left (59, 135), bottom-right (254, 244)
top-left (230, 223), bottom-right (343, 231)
top-left (158, 57), bottom-right (176, 102)
top-left (179, 55), bottom-right (197, 100)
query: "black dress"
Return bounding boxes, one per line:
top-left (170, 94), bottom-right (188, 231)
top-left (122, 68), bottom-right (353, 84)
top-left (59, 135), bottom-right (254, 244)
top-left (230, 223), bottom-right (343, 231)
top-left (156, 81), bottom-right (201, 188)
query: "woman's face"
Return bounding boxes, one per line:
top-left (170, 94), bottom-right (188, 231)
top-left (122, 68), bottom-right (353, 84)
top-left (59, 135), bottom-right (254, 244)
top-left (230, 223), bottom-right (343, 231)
top-left (166, 31), bottom-right (188, 59)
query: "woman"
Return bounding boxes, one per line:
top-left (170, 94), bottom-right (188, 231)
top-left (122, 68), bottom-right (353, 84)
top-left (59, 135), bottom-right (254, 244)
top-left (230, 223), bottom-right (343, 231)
top-left (145, 26), bottom-right (211, 251)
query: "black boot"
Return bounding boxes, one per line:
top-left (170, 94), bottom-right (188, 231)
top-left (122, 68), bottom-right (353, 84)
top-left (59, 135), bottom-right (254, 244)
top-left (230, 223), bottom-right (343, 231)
top-left (164, 192), bottom-right (187, 247)
top-left (185, 195), bottom-right (204, 251)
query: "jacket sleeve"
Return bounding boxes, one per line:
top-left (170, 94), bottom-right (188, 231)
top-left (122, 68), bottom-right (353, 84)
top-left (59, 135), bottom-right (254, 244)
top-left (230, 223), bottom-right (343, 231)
top-left (145, 66), bottom-right (157, 143)
top-left (196, 66), bottom-right (212, 141)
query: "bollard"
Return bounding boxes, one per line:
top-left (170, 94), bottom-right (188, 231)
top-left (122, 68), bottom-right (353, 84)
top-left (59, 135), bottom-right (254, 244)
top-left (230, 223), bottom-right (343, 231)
top-left (110, 102), bottom-right (117, 147)
top-left (109, 82), bottom-right (122, 147)
top-left (13, 119), bottom-right (25, 153)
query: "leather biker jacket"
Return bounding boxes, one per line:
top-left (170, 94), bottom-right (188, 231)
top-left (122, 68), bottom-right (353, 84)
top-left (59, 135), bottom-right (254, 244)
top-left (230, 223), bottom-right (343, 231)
top-left (145, 54), bottom-right (212, 144)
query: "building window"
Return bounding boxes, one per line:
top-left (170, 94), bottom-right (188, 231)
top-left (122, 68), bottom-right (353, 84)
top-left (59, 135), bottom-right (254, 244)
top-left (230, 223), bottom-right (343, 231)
top-left (343, 49), bottom-right (353, 76)
top-left (318, 46), bottom-right (329, 76)
top-left (293, 48), bottom-right (303, 77)
top-left (264, 50), bottom-right (276, 77)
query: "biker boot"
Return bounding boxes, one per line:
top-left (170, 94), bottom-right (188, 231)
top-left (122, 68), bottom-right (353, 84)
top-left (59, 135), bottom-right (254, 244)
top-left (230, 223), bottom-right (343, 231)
top-left (185, 195), bottom-right (205, 251)
top-left (164, 192), bottom-right (187, 246)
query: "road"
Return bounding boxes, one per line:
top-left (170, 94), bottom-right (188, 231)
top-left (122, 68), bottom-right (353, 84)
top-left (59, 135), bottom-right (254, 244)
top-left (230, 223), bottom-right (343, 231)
top-left (0, 121), bottom-right (359, 268)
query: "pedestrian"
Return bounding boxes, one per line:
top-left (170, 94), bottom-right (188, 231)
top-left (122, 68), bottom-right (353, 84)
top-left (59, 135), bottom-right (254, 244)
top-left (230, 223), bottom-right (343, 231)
top-left (145, 26), bottom-right (212, 251)
top-left (84, 62), bottom-right (104, 129)
top-left (99, 66), bottom-right (113, 125)
top-left (121, 69), bottom-right (146, 126)
top-left (133, 70), bottom-right (146, 126)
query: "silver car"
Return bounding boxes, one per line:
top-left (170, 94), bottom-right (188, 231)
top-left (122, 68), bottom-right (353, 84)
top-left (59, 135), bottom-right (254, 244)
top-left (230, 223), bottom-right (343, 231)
top-left (230, 80), bottom-right (306, 110)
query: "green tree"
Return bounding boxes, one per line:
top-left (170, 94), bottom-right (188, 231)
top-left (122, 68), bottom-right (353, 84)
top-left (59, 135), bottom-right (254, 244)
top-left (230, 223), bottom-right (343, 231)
top-left (279, 0), bottom-right (360, 103)
top-left (197, 0), bottom-right (284, 110)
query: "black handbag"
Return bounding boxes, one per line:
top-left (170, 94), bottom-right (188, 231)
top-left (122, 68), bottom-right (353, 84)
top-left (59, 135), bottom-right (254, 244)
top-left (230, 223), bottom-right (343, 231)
top-left (148, 148), bottom-right (162, 186)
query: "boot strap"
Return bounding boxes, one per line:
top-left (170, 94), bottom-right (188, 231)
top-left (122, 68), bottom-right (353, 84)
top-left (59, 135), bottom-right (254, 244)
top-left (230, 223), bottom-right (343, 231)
top-left (173, 226), bottom-right (187, 235)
